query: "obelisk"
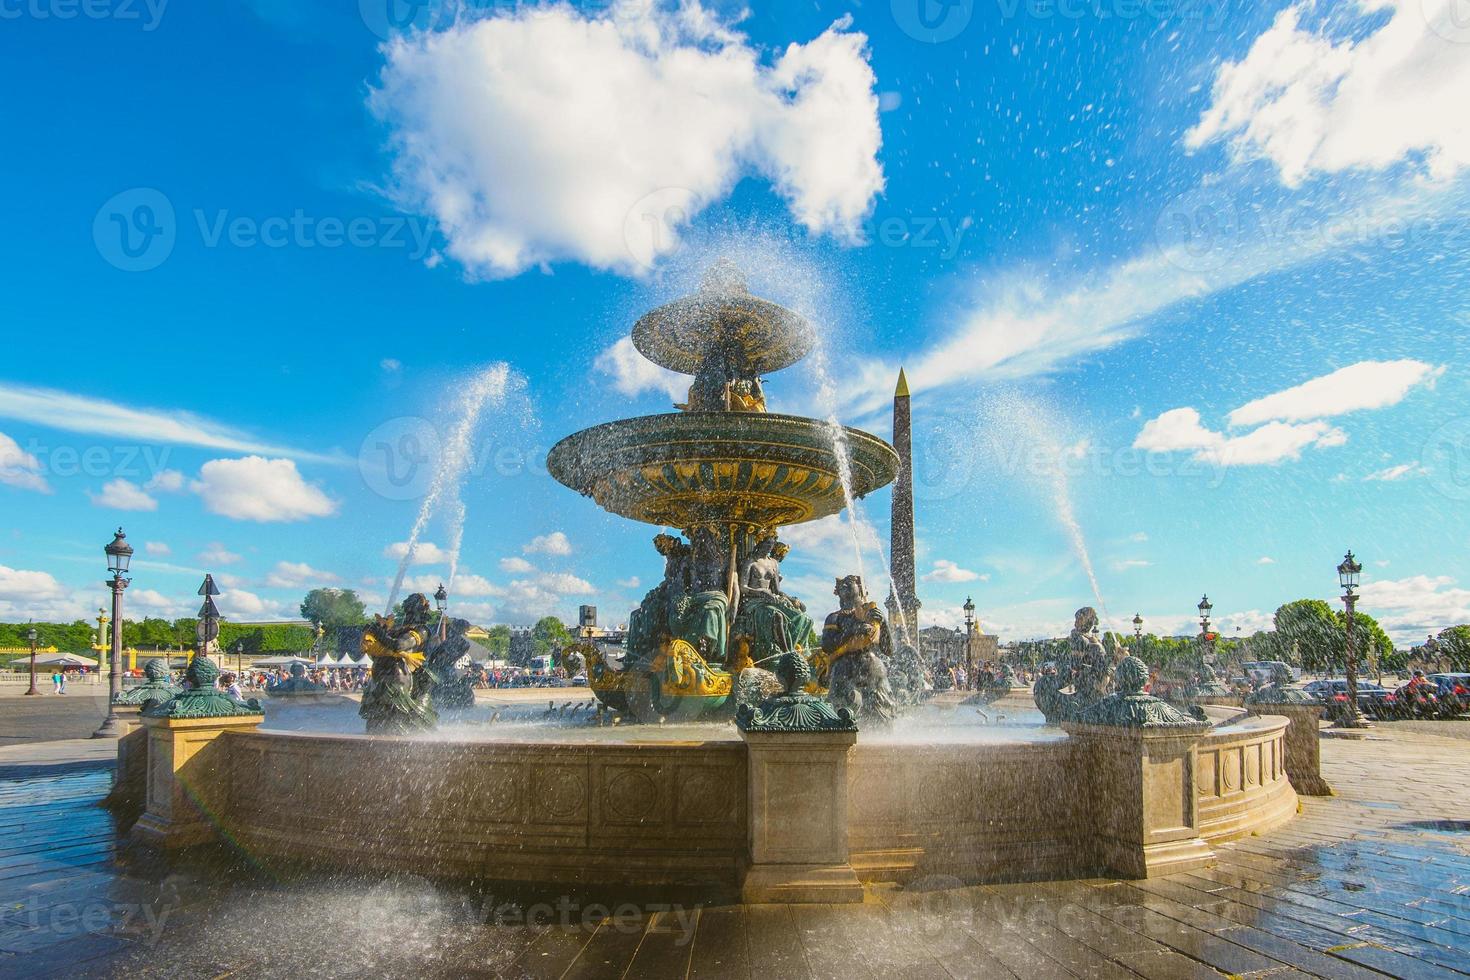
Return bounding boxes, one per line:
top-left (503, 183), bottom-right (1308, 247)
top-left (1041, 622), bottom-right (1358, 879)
top-left (888, 368), bottom-right (920, 643)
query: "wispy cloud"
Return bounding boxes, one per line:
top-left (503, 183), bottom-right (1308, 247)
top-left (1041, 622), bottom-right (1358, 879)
top-left (0, 383), bottom-right (342, 464)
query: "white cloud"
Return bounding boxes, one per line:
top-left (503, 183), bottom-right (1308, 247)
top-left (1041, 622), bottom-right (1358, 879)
top-left (1110, 559), bottom-right (1151, 572)
top-left (199, 543), bottom-right (242, 566)
top-left (264, 561), bottom-right (339, 589)
top-left (370, 1), bottom-right (882, 277)
top-left (1186, 1), bottom-right (1470, 186)
top-left (218, 588), bottom-right (293, 621)
top-left (1360, 574), bottom-right (1470, 642)
top-left (0, 565), bottom-right (68, 602)
top-left (595, 337), bottom-right (687, 402)
top-left (536, 572), bottom-right (595, 595)
top-left (921, 559), bottom-right (980, 583)
top-left (1133, 407), bottom-right (1345, 467)
top-left (617, 576), bottom-right (641, 590)
top-left (1228, 360), bottom-right (1442, 427)
top-left (0, 384), bottom-right (336, 463)
top-left (1363, 462), bottom-right (1425, 482)
top-left (380, 358), bottom-right (402, 374)
top-left (88, 478), bottom-right (157, 512)
top-left (524, 532), bottom-right (572, 556)
top-left (191, 456), bottom-right (337, 522)
top-left (0, 431), bottom-right (49, 493)
top-left (384, 541), bottom-right (451, 565)
top-left (144, 469), bottom-right (186, 493)
top-left (1257, 556), bottom-right (1276, 565)
top-left (144, 541), bottom-right (171, 556)
top-left (499, 556), bottom-right (535, 574)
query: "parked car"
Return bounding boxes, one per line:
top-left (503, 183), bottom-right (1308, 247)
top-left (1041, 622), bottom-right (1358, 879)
top-left (1302, 678), bottom-right (1397, 721)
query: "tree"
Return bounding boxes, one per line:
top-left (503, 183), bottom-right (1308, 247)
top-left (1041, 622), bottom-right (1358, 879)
top-left (531, 616), bottom-right (570, 658)
top-left (1435, 626), bottom-right (1470, 670)
top-left (1341, 610), bottom-right (1394, 675)
top-left (1274, 600), bottom-right (1342, 672)
top-left (300, 589), bottom-right (367, 630)
top-left (485, 624), bottom-right (511, 657)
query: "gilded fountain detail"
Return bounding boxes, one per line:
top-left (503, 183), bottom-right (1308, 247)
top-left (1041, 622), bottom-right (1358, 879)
top-left (549, 263), bottom-right (900, 722)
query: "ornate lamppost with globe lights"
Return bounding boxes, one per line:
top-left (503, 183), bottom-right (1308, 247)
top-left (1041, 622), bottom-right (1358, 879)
top-left (92, 528), bottom-right (133, 738)
top-left (1336, 550), bottom-right (1369, 729)
top-left (1198, 594), bottom-right (1216, 663)
top-left (25, 626), bottom-right (40, 696)
top-left (963, 596), bottom-right (976, 690)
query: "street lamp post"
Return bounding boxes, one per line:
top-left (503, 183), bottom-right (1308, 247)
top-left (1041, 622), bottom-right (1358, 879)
top-left (1132, 613), bottom-right (1143, 643)
top-left (92, 528), bottom-right (133, 738)
top-left (1197, 594), bottom-right (1215, 662)
top-left (963, 596), bottom-right (976, 690)
top-left (435, 583), bottom-right (448, 642)
top-left (235, 641), bottom-right (244, 677)
top-left (1337, 549), bottom-right (1368, 729)
top-left (25, 626), bottom-right (39, 696)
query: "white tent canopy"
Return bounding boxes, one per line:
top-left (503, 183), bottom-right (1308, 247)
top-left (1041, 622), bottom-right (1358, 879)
top-left (26, 653), bottom-right (98, 668)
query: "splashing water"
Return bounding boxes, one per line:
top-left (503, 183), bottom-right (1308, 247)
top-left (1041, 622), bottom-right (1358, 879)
top-left (387, 363), bottom-right (514, 614)
top-left (984, 391), bottom-right (1106, 615)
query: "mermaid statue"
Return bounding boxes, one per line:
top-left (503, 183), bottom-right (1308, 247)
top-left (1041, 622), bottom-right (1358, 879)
top-left (359, 592), bottom-right (437, 734)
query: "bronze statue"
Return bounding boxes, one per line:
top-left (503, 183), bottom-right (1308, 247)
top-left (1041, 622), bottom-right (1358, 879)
top-left (359, 593), bottom-right (437, 734)
top-left (735, 535), bottom-right (816, 664)
top-left (820, 575), bottom-right (896, 724)
top-left (1033, 606), bottom-right (1118, 725)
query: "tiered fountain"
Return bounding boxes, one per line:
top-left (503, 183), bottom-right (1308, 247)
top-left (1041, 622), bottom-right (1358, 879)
top-left (548, 261), bottom-right (899, 721)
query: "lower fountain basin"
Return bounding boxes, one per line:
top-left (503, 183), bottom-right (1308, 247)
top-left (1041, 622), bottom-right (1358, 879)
top-left (546, 412), bottom-right (899, 528)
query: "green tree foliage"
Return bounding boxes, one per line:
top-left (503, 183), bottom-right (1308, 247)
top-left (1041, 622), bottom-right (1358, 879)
top-left (531, 616), bottom-right (570, 657)
top-left (1274, 600), bottom-right (1343, 671)
top-left (299, 589), bottom-right (368, 630)
top-left (485, 624), bottom-right (511, 657)
top-left (219, 623), bottom-right (315, 655)
top-left (1435, 626), bottom-right (1470, 670)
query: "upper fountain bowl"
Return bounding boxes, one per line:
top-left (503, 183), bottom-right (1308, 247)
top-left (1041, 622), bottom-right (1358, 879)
top-left (546, 412), bottom-right (898, 529)
top-left (632, 261), bottom-right (815, 377)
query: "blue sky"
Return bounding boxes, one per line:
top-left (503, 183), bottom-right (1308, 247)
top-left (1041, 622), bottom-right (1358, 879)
top-left (0, 0), bottom-right (1466, 642)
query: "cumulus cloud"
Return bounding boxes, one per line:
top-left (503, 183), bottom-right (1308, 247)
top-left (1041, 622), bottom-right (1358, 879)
top-left (1186, 1), bottom-right (1470, 186)
top-left (922, 559), bottom-right (981, 583)
top-left (617, 576), bottom-right (641, 590)
top-left (217, 588), bottom-right (293, 620)
top-left (370, 1), bottom-right (882, 277)
top-left (88, 478), bottom-right (157, 512)
top-left (191, 456), bottom-right (337, 522)
top-left (1360, 575), bottom-right (1470, 642)
top-left (499, 556), bottom-right (535, 574)
top-left (144, 541), bottom-right (171, 556)
top-left (0, 431), bottom-right (49, 493)
top-left (264, 561), bottom-right (339, 589)
top-left (384, 541), bottom-right (450, 565)
top-left (524, 532), bottom-right (572, 556)
top-left (0, 565), bottom-right (68, 603)
top-left (1227, 360), bottom-right (1442, 427)
top-left (145, 469), bottom-right (186, 493)
top-left (595, 337), bottom-right (687, 403)
top-left (1134, 407), bottom-right (1345, 467)
top-left (1257, 556), bottom-right (1276, 565)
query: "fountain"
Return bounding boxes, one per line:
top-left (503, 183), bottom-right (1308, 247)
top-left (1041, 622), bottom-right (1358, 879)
top-left (547, 261), bottom-right (899, 722)
top-left (116, 263), bottom-right (1311, 892)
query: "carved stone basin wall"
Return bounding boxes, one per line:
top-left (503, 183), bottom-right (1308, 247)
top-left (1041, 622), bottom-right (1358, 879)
top-left (169, 718), bottom-right (1297, 889)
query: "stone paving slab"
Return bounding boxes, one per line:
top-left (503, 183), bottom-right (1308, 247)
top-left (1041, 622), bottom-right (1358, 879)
top-left (1, 727), bottom-right (1469, 977)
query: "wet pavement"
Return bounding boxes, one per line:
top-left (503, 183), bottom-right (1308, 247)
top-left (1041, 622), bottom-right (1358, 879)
top-left (0, 726), bottom-right (1468, 978)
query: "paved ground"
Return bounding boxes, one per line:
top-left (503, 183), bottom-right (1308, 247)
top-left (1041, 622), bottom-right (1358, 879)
top-left (0, 694), bottom-right (107, 746)
top-left (1, 724), bottom-right (1468, 978)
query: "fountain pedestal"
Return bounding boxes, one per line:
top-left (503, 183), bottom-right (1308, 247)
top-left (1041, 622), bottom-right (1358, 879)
top-left (1065, 721), bottom-right (1215, 878)
top-left (740, 729), bottom-right (863, 904)
top-left (1247, 701), bottom-right (1332, 796)
top-left (133, 713), bottom-right (264, 848)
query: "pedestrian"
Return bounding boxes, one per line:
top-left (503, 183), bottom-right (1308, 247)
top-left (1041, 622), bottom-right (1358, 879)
top-left (221, 671), bottom-right (243, 700)
top-left (51, 670), bottom-right (62, 694)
